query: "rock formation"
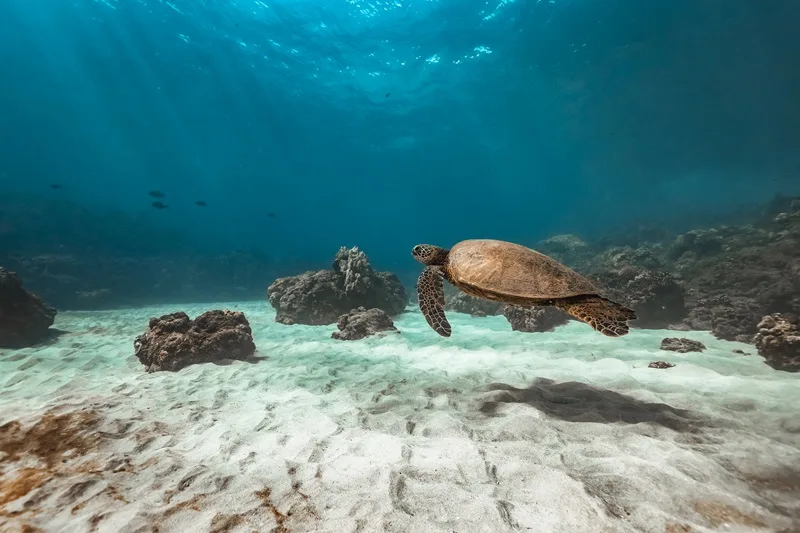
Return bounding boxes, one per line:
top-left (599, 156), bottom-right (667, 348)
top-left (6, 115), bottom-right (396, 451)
top-left (331, 307), bottom-right (399, 341)
top-left (528, 196), bottom-right (800, 342)
top-left (503, 305), bottom-right (571, 333)
top-left (660, 337), bottom-right (706, 353)
top-left (648, 361), bottom-right (675, 369)
top-left (754, 313), bottom-right (800, 372)
top-left (446, 290), bottom-right (504, 317)
top-left (0, 267), bottom-right (57, 348)
top-left (133, 310), bottom-right (256, 372)
top-left (267, 246), bottom-right (408, 326)
top-left (590, 266), bottom-right (686, 329)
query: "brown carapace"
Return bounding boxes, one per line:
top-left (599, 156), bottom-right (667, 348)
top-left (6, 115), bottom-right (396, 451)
top-left (411, 239), bottom-right (637, 338)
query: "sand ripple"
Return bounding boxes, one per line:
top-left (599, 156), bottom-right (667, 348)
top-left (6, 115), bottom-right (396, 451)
top-left (1, 302), bottom-right (798, 532)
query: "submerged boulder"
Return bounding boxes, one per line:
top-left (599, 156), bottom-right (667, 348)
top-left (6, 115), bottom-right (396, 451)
top-left (660, 337), bottom-right (706, 353)
top-left (592, 265), bottom-right (686, 329)
top-left (446, 291), bottom-right (504, 317)
top-left (648, 361), bottom-right (675, 369)
top-left (754, 313), bottom-right (800, 372)
top-left (503, 305), bottom-right (571, 333)
top-left (133, 310), bottom-right (256, 372)
top-left (0, 267), bottom-right (57, 348)
top-left (332, 307), bottom-right (398, 341)
top-left (683, 294), bottom-right (763, 343)
top-left (267, 246), bottom-right (408, 326)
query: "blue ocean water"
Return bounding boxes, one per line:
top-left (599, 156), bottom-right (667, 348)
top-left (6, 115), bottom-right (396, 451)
top-left (2, 0), bottom-right (799, 281)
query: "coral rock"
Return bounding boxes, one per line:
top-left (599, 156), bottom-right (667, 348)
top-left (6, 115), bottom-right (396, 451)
top-left (332, 307), bottom-right (398, 341)
top-left (503, 305), bottom-right (570, 333)
top-left (660, 337), bottom-right (706, 353)
top-left (267, 246), bottom-right (408, 326)
top-left (648, 361), bottom-right (675, 369)
top-left (446, 290), bottom-right (503, 316)
top-left (592, 266), bottom-right (686, 329)
top-left (754, 313), bottom-right (800, 372)
top-left (684, 295), bottom-right (762, 343)
top-left (0, 267), bottom-right (57, 348)
top-left (133, 310), bottom-right (256, 372)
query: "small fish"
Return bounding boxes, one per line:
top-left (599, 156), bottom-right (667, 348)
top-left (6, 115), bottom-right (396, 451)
top-left (195, 200), bottom-right (208, 207)
top-left (148, 190), bottom-right (165, 198)
top-left (385, 92), bottom-right (391, 98)
top-left (49, 183), bottom-right (63, 189)
top-left (151, 201), bottom-right (168, 209)
top-left (267, 212), bottom-right (275, 218)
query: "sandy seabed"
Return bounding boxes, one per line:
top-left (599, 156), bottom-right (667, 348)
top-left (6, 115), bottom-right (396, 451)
top-left (0, 301), bottom-right (798, 533)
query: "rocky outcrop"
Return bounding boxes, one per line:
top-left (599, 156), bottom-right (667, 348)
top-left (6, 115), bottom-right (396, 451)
top-left (332, 307), bottom-right (399, 341)
top-left (648, 361), bottom-right (675, 369)
top-left (0, 267), bottom-right (57, 348)
top-left (591, 265), bottom-right (686, 329)
top-left (446, 291), bottom-right (503, 316)
top-left (535, 234), bottom-right (593, 268)
top-left (267, 247), bottom-right (408, 326)
top-left (660, 337), bottom-right (706, 353)
top-left (503, 305), bottom-right (571, 333)
top-left (683, 294), bottom-right (763, 343)
top-left (133, 310), bottom-right (256, 372)
top-left (754, 314), bottom-right (800, 372)
top-left (669, 203), bottom-right (800, 341)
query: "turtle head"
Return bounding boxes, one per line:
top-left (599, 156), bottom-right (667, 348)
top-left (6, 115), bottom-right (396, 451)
top-left (412, 244), bottom-right (448, 266)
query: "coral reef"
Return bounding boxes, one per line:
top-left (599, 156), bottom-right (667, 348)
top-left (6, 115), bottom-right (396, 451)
top-left (503, 305), bottom-right (571, 333)
top-left (0, 267), bottom-right (57, 348)
top-left (2, 192), bottom-right (798, 346)
top-left (531, 195), bottom-right (800, 343)
top-left (754, 314), bottom-right (800, 372)
top-left (590, 266), bottom-right (686, 329)
top-left (133, 310), bottom-right (256, 372)
top-left (331, 307), bottom-right (399, 341)
top-left (660, 338), bottom-right (706, 353)
top-left (267, 247), bottom-right (408, 326)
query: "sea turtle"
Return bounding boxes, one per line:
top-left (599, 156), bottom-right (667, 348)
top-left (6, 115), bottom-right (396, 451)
top-left (411, 239), bottom-right (637, 338)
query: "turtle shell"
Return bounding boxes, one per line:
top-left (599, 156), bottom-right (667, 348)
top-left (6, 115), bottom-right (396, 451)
top-left (446, 239), bottom-right (600, 302)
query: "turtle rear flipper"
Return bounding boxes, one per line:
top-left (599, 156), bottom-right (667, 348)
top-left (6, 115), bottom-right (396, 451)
top-left (555, 296), bottom-right (637, 337)
top-left (417, 266), bottom-right (451, 337)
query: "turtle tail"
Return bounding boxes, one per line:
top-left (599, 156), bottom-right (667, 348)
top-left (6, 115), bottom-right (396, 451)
top-left (554, 295), bottom-right (637, 337)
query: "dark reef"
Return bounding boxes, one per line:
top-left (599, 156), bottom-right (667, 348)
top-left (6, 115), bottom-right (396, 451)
top-left (0, 267), bottom-right (57, 348)
top-left (267, 246), bottom-right (408, 326)
top-left (133, 310), bottom-right (256, 372)
top-left (533, 194), bottom-right (800, 350)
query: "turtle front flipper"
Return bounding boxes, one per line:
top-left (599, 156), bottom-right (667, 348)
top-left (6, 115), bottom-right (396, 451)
top-left (555, 295), bottom-right (637, 337)
top-left (417, 266), bottom-right (451, 337)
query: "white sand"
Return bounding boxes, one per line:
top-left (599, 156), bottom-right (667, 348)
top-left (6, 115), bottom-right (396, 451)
top-left (1, 302), bottom-right (798, 533)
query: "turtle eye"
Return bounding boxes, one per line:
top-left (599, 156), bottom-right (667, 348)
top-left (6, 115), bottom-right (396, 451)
top-left (412, 245), bottom-right (421, 255)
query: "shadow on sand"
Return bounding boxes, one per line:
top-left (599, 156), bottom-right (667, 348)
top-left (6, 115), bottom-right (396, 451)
top-left (478, 377), bottom-right (707, 432)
